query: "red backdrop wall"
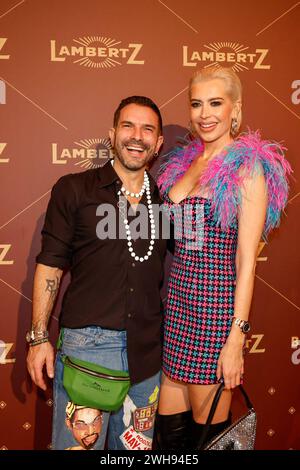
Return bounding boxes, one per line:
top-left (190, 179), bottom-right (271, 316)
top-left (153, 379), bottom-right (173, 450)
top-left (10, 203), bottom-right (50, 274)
top-left (0, 0), bottom-right (299, 450)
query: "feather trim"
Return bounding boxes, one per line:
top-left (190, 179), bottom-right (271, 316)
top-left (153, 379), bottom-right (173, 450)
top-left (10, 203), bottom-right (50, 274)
top-left (157, 130), bottom-right (292, 237)
top-left (157, 138), bottom-right (204, 196)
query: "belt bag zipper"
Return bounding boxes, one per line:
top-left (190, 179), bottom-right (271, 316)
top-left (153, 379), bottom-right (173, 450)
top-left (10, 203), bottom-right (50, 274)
top-left (64, 356), bottom-right (129, 381)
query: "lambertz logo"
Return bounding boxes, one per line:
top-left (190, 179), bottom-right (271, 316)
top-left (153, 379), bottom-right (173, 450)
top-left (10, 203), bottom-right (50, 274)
top-left (245, 334), bottom-right (265, 354)
top-left (183, 42), bottom-right (270, 71)
top-left (257, 241), bottom-right (267, 262)
top-left (291, 336), bottom-right (300, 365)
top-left (51, 36), bottom-right (144, 68)
top-left (291, 80), bottom-right (300, 104)
top-left (0, 340), bottom-right (16, 364)
top-left (0, 245), bottom-right (14, 265)
top-left (52, 138), bottom-right (113, 167)
top-left (0, 143), bottom-right (9, 162)
top-left (0, 38), bottom-right (10, 59)
top-left (0, 80), bottom-right (6, 104)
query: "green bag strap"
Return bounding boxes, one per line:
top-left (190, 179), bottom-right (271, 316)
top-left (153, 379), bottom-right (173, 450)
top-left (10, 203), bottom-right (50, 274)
top-left (56, 328), bottom-right (64, 350)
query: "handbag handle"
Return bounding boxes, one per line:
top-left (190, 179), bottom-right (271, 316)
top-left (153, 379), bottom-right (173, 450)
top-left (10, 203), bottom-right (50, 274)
top-left (197, 383), bottom-right (254, 449)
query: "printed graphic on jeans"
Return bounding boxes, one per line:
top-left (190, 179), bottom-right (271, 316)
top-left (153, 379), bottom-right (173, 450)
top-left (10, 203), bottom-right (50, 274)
top-left (148, 385), bottom-right (159, 404)
top-left (132, 402), bottom-right (158, 432)
top-left (64, 401), bottom-right (103, 450)
top-left (120, 425), bottom-right (152, 450)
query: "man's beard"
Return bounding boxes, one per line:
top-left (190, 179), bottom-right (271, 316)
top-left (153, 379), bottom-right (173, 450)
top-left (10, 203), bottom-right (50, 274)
top-left (114, 138), bottom-right (155, 171)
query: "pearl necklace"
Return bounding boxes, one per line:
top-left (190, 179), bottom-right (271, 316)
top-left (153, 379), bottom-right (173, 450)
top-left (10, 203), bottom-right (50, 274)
top-left (110, 159), bottom-right (155, 263)
top-left (120, 179), bottom-right (146, 199)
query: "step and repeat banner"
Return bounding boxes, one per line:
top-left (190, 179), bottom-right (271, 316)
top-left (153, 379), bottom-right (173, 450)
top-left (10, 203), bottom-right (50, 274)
top-left (0, 0), bottom-right (299, 450)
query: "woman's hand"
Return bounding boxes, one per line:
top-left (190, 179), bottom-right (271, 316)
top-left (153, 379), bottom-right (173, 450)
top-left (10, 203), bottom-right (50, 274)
top-left (216, 334), bottom-right (244, 389)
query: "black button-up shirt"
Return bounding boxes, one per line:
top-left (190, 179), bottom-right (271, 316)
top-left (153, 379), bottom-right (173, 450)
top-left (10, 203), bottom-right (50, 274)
top-left (37, 161), bottom-right (167, 383)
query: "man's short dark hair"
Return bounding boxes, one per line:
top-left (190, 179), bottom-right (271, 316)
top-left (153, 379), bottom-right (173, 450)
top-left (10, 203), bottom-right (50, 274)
top-left (113, 96), bottom-right (163, 135)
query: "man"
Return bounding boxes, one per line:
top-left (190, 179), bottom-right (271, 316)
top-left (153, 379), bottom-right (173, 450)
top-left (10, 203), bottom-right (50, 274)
top-left (26, 96), bottom-right (166, 450)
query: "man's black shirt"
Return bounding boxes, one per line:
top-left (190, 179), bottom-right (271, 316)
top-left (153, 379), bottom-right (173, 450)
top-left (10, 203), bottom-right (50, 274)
top-left (37, 161), bottom-right (167, 383)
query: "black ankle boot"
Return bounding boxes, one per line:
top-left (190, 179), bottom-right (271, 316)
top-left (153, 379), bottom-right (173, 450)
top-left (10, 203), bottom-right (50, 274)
top-left (191, 413), bottom-right (232, 450)
top-left (153, 410), bottom-right (192, 450)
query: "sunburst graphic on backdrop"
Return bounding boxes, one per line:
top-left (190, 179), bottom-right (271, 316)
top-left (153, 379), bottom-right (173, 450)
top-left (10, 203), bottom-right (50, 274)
top-left (73, 36), bottom-right (122, 68)
top-left (203, 42), bottom-right (249, 72)
top-left (74, 138), bottom-right (112, 169)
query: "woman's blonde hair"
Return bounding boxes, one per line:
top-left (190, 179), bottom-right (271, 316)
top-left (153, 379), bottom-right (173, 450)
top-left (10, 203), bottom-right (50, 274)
top-left (189, 66), bottom-right (243, 136)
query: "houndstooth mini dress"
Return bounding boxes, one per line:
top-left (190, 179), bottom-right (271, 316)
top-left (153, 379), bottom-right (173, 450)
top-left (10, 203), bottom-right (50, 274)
top-left (162, 194), bottom-right (237, 384)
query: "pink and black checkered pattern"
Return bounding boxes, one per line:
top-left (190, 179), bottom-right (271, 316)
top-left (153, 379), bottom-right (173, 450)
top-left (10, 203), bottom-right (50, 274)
top-left (163, 196), bottom-right (237, 384)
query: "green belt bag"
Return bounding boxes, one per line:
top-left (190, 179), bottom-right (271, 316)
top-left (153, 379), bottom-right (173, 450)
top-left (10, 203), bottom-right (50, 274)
top-left (61, 355), bottom-right (130, 412)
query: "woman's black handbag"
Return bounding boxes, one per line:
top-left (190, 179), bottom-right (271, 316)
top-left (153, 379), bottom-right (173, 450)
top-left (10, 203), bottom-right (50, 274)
top-left (197, 383), bottom-right (257, 450)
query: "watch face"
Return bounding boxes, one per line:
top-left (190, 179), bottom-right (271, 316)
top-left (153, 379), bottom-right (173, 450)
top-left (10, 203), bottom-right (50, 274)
top-left (242, 322), bottom-right (251, 333)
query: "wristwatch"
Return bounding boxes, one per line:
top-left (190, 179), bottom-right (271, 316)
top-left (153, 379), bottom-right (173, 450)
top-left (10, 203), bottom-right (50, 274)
top-left (232, 317), bottom-right (251, 334)
top-left (26, 330), bottom-right (49, 343)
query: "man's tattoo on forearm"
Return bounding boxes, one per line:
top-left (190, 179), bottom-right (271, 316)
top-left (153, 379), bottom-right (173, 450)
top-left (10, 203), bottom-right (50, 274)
top-left (31, 275), bottom-right (61, 331)
top-left (45, 276), bottom-right (60, 296)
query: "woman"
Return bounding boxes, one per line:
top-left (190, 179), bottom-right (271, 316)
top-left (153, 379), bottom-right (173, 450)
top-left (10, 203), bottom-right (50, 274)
top-left (156, 66), bottom-right (291, 449)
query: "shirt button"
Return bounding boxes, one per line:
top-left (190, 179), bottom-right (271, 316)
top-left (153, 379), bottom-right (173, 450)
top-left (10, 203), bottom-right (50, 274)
top-left (128, 313), bottom-right (132, 318)
top-left (130, 287), bottom-right (134, 292)
top-left (131, 262), bottom-right (135, 267)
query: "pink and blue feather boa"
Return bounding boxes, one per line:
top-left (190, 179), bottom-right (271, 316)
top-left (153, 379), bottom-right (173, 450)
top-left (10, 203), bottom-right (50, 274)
top-left (157, 130), bottom-right (292, 238)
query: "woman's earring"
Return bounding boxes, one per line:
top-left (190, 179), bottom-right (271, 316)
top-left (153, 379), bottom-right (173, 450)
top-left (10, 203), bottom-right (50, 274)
top-left (231, 118), bottom-right (238, 136)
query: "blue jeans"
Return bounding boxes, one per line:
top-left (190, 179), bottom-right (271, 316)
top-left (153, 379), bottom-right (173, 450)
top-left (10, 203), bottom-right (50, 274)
top-left (52, 326), bottom-right (161, 450)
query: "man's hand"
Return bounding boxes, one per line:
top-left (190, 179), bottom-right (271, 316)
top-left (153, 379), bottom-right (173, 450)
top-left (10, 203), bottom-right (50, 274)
top-left (26, 342), bottom-right (55, 391)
